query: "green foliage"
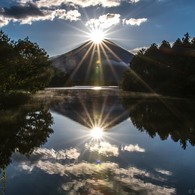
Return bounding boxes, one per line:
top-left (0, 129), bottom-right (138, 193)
top-left (122, 96), bottom-right (195, 149)
top-left (48, 67), bottom-right (73, 87)
top-left (0, 31), bottom-right (52, 94)
top-left (0, 96), bottom-right (54, 168)
top-left (121, 33), bottom-right (195, 96)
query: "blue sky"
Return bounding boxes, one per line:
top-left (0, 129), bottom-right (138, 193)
top-left (1, 0), bottom-right (195, 56)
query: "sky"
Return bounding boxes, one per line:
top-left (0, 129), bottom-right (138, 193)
top-left (1, 0), bottom-right (195, 57)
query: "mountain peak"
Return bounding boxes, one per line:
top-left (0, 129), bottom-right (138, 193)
top-left (52, 39), bottom-right (134, 86)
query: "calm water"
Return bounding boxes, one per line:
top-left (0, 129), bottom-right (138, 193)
top-left (0, 87), bottom-right (195, 195)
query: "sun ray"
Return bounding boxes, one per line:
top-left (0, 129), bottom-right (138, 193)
top-left (70, 42), bottom-right (94, 79)
top-left (90, 126), bottom-right (104, 139)
top-left (98, 42), bottom-right (120, 87)
top-left (87, 28), bottom-right (107, 45)
top-left (85, 44), bottom-right (97, 83)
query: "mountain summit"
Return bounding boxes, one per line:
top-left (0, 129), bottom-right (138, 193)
top-left (51, 39), bottom-right (134, 85)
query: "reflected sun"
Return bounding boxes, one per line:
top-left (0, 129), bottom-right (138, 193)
top-left (89, 29), bottom-right (105, 44)
top-left (90, 127), bottom-right (104, 139)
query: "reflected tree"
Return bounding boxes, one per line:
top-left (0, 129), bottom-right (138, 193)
top-left (122, 96), bottom-right (195, 149)
top-left (0, 97), bottom-right (54, 169)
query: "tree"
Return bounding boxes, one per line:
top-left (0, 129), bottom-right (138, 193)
top-left (0, 31), bottom-right (52, 94)
top-left (172, 38), bottom-right (182, 48)
top-left (121, 33), bottom-right (195, 96)
top-left (182, 32), bottom-right (190, 47)
top-left (159, 40), bottom-right (171, 49)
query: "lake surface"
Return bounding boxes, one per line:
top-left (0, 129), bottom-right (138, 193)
top-left (0, 87), bottom-right (195, 195)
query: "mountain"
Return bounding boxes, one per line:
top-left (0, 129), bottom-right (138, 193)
top-left (51, 39), bottom-right (134, 86)
top-left (51, 89), bottom-right (129, 129)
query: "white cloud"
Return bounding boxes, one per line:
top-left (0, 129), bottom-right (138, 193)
top-left (0, 15), bottom-right (10, 27)
top-left (155, 169), bottom-right (172, 176)
top-left (122, 144), bottom-right (145, 152)
top-left (13, 144), bottom-right (175, 195)
top-left (130, 46), bottom-right (149, 54)
top-left (18, 0), bottom-right (120, 8)
top-left (17, 159), bottom-right (175, 194)
top-left (86, 14), bottom-right (147, 30)
top-left (85, 141), bottom-right (119, 157)
top-left (123, 18), bottom-right (147, 26)
top-left (0, 8), bottom-right (80, 26)
top-left (86, 13), bottom-right (120, 29)
top-left (128, 0), bottom-right (140, 3)
top-left (31, 147), bottom-right (80, 160)
top-left (65, 10), bottom-right (81, 21)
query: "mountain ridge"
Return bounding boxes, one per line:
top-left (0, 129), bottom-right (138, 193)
top-left (51, 39), bottom-right (134, 86)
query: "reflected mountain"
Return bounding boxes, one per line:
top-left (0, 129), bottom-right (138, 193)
top-left (122, 95), bottom-right (195, 149)
top-left (51, 89), bottom-right (129, 129)
top-left (0, 96), bottom-right (54, 169)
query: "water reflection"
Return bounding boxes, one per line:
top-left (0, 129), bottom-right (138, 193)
top-left (90, 126), bottom-right (104, 139)
top-left (13, 142), bottom-right (175, 195)
top-left (51, 89), bottom-right (129, 129)
top-left (0, 96), bottom-right (54, 169)
top-left (0, 168), bottom-right (6, 195)
top-left (122, 95), bottom-right (195, 149)
top-left (1, 88), bottom-right (195, 194)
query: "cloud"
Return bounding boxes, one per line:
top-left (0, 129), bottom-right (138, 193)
top-left (18, 0), bottom-right (121, 8)
top-left (123, 18), bottom-right (147, 26)
top-left (155, 169), bottom-right (172, 176)
top-left (65, 10), bottom-right (81, 21)
top-left (86, 14), bottom-right (148, 30)
top-left (0, 15), bottom-right (10, 27)
top-left (13, 144), bottom-right (175, 194)
top-left (122, 144), bottom-right (145, 152)
top-left (30, 147), bottom-right (80, 160)
top-left (86, 13), bottom-right (121, 29)
top-left (1, 3), bottom-right (44, 19)
top-left (128, 0), bottom-right (141, 3)
top-left (85, 141), bottom-right (119, 157)
top-left (85, 142), bottom-right (146, 156)
top-left (0, 3), bottom-right (81, 26)
top-left (17, 159), bottom-right (175, 195)
top-left (130, 46), bottom-right (149, 54)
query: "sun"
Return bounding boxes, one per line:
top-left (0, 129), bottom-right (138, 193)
top-left (89, 29), bottom-right (105, 44)
top-left (90, 127), bottom-right (104, 139)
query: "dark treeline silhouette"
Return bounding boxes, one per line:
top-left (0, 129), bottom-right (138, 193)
top-left (122, 95), bottom-right (195, 149)
top-left (48, 68), bottom-right (73, 87)
top-left (121, 33), bottom-right (195, 96)
top-left (0, 30), bottom-right (52, 94)
top-left (0, 96), bottom-right (54, 169)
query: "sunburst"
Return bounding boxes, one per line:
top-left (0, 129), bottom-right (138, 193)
top-left (89, 28), bottom-right (106, 44)
top-left (90, 126), bottom-right (104, 139)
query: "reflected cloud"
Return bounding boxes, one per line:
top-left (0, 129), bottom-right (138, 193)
top-left (30, 147), bottom-right (80, 160)
top-left (85, 141), bottom-right (119, 157)
top-left (14, 145), bottom-right (175, 194)
top-left (18, 160), bottom-right (175, 194)
top-left (85, 141), bottom-right (145, 157)
top-left (155, 169), bottom-right (172, 176)
top-left (122, 144), bottom-right (145, 152)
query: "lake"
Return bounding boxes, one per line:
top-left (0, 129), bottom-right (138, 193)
top-left (0, 87), bottom-right (195, 195)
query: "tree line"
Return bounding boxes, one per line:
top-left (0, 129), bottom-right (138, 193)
top-left (0, 30), bottom-right (55, 95)
top-left (121, 33), bottom-right (195, 96)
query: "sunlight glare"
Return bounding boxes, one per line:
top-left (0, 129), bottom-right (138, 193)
top-left (90, 29), bottom-right (105, 44)
top-left (92, 86), bottom-right (102, 90)
top-left (90, 127), bottom-right (103, 139)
